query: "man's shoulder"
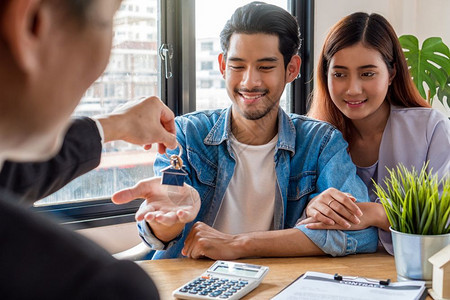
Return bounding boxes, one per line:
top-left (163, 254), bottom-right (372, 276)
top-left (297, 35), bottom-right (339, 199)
top-left (176, 109), bottom-right (226, 127)
top-left (287, 112), bottom-right (337, 132)
top-left (278, 112), bottom-right (342, 151)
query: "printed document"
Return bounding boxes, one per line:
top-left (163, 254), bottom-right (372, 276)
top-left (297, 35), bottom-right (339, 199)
top-left (271, 271), bottom-right (426, 300)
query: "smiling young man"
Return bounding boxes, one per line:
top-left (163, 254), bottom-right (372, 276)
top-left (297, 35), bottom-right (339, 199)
top-left (113, 2), bottom-right (378, 260)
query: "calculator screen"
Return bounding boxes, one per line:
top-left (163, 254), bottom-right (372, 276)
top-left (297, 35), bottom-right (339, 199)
top-left (213, 265), bottom-right (260, 278)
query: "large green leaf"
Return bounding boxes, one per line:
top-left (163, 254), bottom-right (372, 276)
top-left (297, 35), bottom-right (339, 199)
top-left (436, 72), bottom-right (450, 107)
top-left (399, 35), bottom-right (450, 104)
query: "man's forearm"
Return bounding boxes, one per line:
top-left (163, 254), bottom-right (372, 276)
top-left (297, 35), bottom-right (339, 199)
top-left (236, 228), bottom-right (325, 258)
top-left (0, 117), bottom-right (102, 202)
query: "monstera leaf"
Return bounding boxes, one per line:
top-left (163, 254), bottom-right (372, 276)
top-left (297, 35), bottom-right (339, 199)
top-left (399, 35), bottom-right (450, 106)
top-left (437, 72), bottom-right (450, 107)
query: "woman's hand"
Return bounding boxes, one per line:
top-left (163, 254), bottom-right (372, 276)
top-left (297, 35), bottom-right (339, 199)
top-left (298, 202), bottom-right (388, 231)
top-left (302, 188), bottom-right (363, 228)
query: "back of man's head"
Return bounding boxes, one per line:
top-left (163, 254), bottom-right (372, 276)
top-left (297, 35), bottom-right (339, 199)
top-left (0, 0), bottom-right (93, 60)
top-left (220, 1), bottom-right (301, 68)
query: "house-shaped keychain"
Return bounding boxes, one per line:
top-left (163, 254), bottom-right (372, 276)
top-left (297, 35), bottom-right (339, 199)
top-left (161, 145), bottom-right (187, 187)
top-left (161, 164), bottom-right (187, 186)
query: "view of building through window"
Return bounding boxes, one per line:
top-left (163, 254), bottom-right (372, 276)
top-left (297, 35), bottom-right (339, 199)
top-left (37, 0), bottom-right (159, 205)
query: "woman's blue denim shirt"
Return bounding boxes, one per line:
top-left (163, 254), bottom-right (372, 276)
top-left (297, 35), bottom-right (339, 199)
top-left (138, 107), bottom-right (378, 259)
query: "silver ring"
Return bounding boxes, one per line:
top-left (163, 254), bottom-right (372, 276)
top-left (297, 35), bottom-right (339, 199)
top-left (328, 200), bottom-right (334, 207)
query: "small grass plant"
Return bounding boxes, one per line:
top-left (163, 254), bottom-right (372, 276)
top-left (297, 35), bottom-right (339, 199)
top-left (374, 163), bottom-right (450, 235)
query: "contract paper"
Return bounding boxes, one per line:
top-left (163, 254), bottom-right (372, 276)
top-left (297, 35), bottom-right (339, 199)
top-left (272, 271), bottom-right (426, 300)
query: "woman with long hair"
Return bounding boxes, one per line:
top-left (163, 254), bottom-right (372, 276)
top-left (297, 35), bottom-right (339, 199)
top-left (303, 12), bottom-right (450, 254)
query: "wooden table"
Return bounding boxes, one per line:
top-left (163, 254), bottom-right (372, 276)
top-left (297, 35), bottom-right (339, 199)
top-left (138, 250), bottom-right (430, 299)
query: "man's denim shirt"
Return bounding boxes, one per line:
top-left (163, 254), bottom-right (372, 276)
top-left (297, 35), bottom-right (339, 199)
top-left (138, 107), bottom-right (378, 259)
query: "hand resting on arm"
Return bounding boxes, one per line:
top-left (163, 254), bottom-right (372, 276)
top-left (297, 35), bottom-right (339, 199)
top-left (298, 188), bottom-right (390, 232)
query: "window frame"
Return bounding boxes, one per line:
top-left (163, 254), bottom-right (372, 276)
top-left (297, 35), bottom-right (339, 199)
top-left (33, 0), bottom-right (314, 228)
top-left (33, 199), bottom-right (143, 229)
top-left (291, 0), bottom-right (315, 115)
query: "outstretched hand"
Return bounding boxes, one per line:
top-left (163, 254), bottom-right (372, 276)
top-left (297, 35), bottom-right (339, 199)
top-left (96, 96), bottom-right (177, 153)
top-left (112, 177), bottom-right (201, 241)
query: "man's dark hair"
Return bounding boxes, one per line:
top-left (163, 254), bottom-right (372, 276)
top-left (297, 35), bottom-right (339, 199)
top-left (220, 1), bottom-right (301, 68)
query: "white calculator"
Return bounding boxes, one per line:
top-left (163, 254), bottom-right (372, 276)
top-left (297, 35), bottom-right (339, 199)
top-left (172, 260), bottom-right (269, 299)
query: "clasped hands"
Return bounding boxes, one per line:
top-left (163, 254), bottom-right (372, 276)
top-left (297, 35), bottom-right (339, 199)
top-left (297, 187), bottom-right (370, 230)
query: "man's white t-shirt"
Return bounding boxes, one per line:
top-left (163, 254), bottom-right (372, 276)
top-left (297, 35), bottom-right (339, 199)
top-left (213, 134), bottom-right (278, 234)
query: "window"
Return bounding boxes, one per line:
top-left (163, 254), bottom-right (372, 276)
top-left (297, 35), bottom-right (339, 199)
top-left (201, 41), bottom-right (214, 51)
top-left (200, 80), bottom-right (213, 89)
top-left (35, 0), bottom-right (160, 206)
top-left (200, 61), bottom-right (213, 71)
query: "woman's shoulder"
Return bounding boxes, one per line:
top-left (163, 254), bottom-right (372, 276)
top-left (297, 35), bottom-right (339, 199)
top-left (390, 105), bottom-right (449, 125)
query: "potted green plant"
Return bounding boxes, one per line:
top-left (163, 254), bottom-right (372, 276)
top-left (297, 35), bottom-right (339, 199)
top-left (374, 163), bottom-right (450, 284)
top-left (399, 35), bottom-right (450, 109)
